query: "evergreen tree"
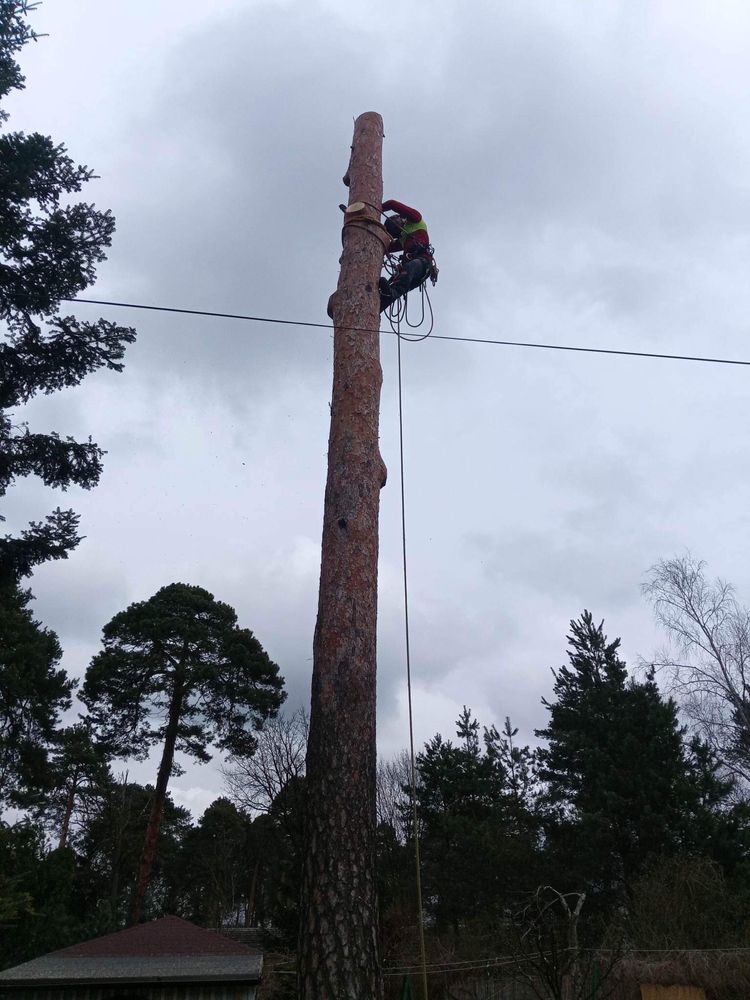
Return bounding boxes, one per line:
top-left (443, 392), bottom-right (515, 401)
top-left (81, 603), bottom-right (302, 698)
top-left (0, 0), bottom-right (134, 808)
top-left (535, 611), bottom-right (743, 906)
top-left (40, 719), bottom-right (112, 850)
top-left (484, 717), bottom-right (538, 833)
top-left (0, 585), bottom-right (73, 806)
top-left (172, 797), bottom-right (251, 927)
top-left (415, 708), bottom-right (539, 934)
top-left (0, 0), bottom-right (135, 584)
top-left (0, 823), bottom-right (83, 969)
top-left (0, 821), bottom-right (35, 933)
top-left (76, 778), bottom-right (192, 930)
top-left (257, 774), bottom-right (306, 940)
top-left (678, 736), bottom-right (750, 872)
top-left (81, 583), bottom-right (285, 924)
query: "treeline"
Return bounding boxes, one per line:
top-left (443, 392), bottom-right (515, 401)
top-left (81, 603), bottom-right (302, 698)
top-left (0, 781), bottom-right (299, 966)
top-left (5, 603), bottom-right (750, 977)
top-left (0, 705), bottom-right (309, 966)
top-left (0, 580), bottom-right (287, 969)
top-left (381, 606), bottom-right (750, 959)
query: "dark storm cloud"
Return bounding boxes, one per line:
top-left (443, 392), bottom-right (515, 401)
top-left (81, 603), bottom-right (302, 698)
top-left (95, 4), bottom-right (384, 393)
top-left (11, 0), bottom-right (750, 786)
top-left (74, 0), bottom-right (750, 398)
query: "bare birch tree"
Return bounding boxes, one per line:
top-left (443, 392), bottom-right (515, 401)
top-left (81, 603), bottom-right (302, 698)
top-left (223, 708), bottom-right (308, 816)
top-left (643, 553), bottom-right (750, 782)
top-left (376, 749), bottom-right (412, 841)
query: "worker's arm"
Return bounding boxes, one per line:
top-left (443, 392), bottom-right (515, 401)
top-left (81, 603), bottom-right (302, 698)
top-left (382, 199), bottom-right (422, 223)
top-left (386, 239), bottom-right (401, 254)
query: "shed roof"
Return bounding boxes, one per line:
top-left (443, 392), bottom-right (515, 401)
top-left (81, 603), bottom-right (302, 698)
top-left (0, 916), bottom-right (262, 988)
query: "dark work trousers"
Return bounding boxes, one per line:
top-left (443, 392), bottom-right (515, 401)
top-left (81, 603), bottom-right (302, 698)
top-left (380, 256), bottom-right (431, 312)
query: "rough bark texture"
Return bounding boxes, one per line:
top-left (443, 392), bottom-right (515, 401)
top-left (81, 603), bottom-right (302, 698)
top-left (129, 676), bottom-right (184, 925)
top-left (298, 111), bottom-right (387, 1000)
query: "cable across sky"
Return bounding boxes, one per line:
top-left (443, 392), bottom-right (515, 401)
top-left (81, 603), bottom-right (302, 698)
top-left (62, 296), bottom-right (750, 369)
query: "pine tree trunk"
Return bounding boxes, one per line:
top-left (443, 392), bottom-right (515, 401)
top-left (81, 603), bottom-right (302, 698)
top-left (246, 856), bottom-right (260, 927)
top-left (130, 676), bottom-right (184, 925)
top-left (109, 777), bottom-right (128, 909)
top-left (298, 111), bottom-right (387, 1000)
top-left (58, 778), bottom-right (77, 850)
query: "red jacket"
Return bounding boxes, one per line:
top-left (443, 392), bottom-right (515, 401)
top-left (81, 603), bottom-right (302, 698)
top-left (382, 199), bottom-right (431, 257)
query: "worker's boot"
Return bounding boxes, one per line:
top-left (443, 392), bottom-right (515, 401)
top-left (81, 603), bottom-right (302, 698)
top-left (379, 277), bottom-right (394, 313)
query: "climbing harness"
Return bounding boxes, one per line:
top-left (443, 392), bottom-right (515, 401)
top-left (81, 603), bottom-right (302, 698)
top-left (382, 252), bottom-right (436, 342)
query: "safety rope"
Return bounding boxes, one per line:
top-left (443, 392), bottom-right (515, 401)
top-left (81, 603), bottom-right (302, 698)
top-left (383, 258), bottom-right (435, 342)
top-left (392, 293), bottom-right (430, 1000)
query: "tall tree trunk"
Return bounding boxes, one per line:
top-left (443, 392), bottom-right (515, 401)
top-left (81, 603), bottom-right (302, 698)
top-left (109, 775), bottom-right (129, 909)
top-left (246, 856), bottom-right (260, 927)
top-left (57, 776), bottom-right (77, 850)
top-left (298, 111), bottom-right (388, 1000)
top-left (130, 676), bottom-right (184, 925)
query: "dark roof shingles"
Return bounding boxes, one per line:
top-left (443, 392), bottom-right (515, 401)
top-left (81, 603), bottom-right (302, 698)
top-left (0, 917), bottom-right (263, 988)
top-left (0, 955), bottom-right (263, 985)
top-left (57, 916), bottom-right (255, 958)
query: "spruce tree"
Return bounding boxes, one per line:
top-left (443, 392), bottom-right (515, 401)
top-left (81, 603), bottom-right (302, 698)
top-left (536, 612), bottom-right (725, 902)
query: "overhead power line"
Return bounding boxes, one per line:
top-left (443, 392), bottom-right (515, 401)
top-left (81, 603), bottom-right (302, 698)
top-left (62, 296), bottom-right (750, 368)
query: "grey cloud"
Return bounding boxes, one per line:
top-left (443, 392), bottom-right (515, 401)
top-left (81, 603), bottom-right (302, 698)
top-left (92, 4), bottom-right (383, 396)
top-left (11, 0), bottom-right (750, 808)
top-left (30, 557), bottom-right (130, 648)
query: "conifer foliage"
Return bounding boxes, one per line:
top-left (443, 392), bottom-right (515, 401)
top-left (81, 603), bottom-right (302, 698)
top-left (1, 0), bottom-right (133, 812)
top-left (535, 611), bottom-right (745, 910)
top-left (0, 583), bottom-right (72, 807)
top-left (0, 0), bottom-right (135, 584)
top-left (82, 583), bottom-right (286, 924)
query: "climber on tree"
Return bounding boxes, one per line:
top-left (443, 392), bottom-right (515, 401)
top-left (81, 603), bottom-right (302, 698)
top-left (379, 199), bottom-right (437, 313)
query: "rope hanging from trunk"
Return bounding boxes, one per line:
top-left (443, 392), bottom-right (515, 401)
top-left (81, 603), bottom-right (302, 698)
top-left (383, 256), bottom-right (435, 341)
top-left (394, 306), bottom-right (430, 1000)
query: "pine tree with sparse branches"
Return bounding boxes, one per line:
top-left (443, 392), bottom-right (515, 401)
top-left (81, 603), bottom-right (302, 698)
top-left (82, 583), bottom-right (286, 926)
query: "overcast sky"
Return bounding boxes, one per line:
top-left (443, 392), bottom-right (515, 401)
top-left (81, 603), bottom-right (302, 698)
top-left (6, 0), bottom-right (750, 816)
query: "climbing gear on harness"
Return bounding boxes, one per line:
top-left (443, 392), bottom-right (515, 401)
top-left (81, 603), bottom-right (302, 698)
top-left (381, 251), bottom-right (435, 340)
top-left (404, 245), bottom-right (435, 263)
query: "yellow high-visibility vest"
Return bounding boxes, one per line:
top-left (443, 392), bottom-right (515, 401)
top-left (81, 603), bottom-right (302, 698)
top-left (399, 218), bottom-right (428, 247)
